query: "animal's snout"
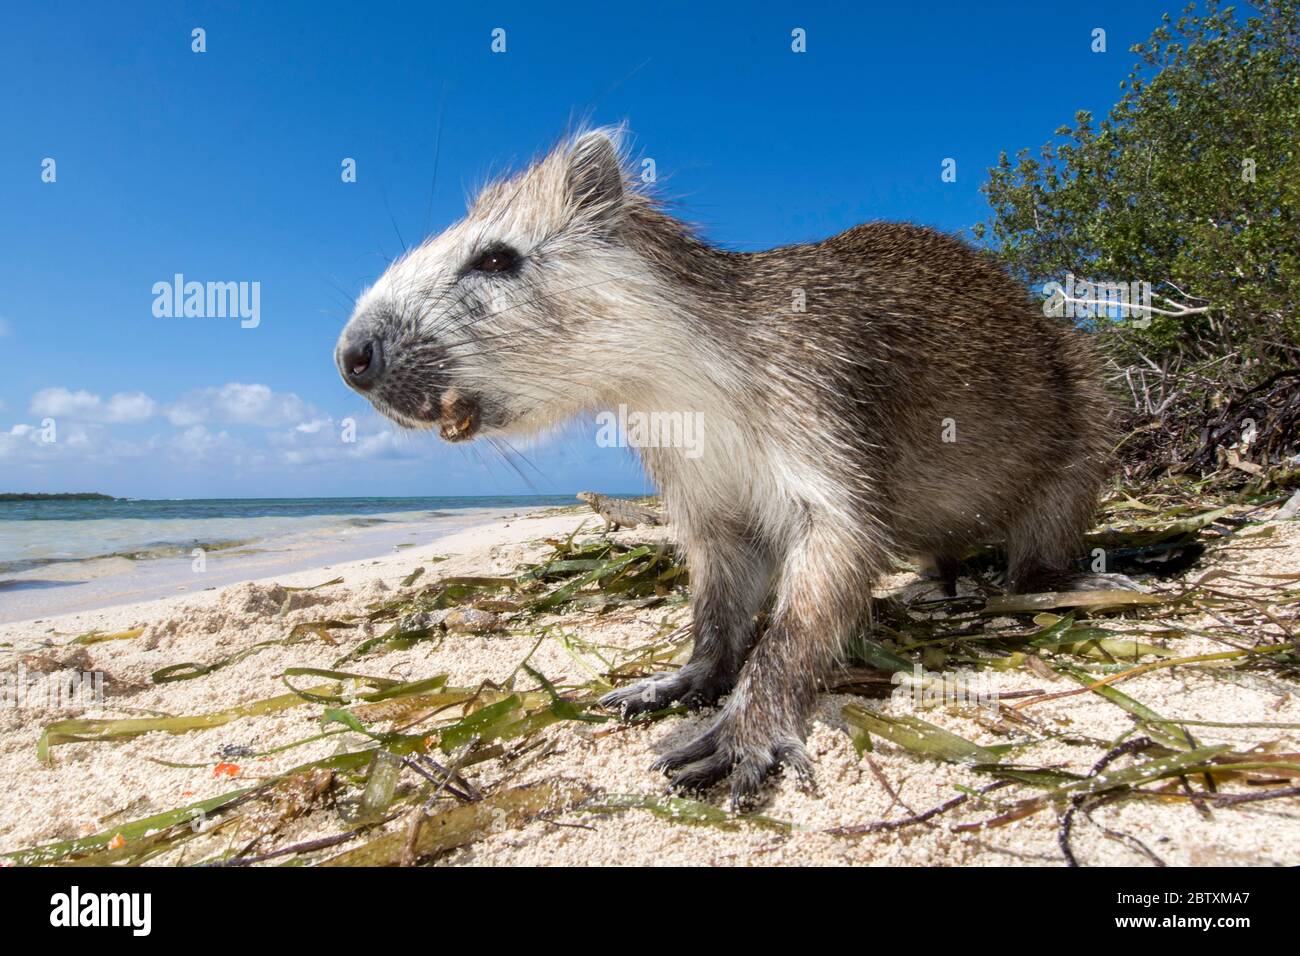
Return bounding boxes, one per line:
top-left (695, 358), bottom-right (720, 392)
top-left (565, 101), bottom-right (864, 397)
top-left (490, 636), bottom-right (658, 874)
top-left (338, 336), bottom-right (384, 391)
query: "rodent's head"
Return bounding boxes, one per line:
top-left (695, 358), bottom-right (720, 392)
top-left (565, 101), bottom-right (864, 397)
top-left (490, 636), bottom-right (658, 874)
top-left (335, 127), bottom-right (659, 443)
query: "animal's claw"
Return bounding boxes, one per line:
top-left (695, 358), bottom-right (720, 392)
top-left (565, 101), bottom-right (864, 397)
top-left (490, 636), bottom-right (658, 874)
top-left (598, 665), bottom-right (730, 719)
top-left (653, 718), bottom-right (811, 808)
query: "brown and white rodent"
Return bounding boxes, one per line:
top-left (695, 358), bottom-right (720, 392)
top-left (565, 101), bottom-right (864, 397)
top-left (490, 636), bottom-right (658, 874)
top-left (335, 128), bottom-right (1115, 805)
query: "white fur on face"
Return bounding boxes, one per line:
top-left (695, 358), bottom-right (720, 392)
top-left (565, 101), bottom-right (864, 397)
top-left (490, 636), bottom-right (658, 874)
top-left (338, 127), bottom-right (698, 441)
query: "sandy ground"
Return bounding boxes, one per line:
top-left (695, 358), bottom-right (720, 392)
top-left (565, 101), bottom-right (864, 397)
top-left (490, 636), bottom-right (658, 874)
top-left (1, 505), bottom-right (1298, 866)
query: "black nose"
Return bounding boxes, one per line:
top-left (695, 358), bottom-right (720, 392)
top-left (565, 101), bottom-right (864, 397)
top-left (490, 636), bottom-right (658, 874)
top-left (339, 337), bottom-right (383, 390)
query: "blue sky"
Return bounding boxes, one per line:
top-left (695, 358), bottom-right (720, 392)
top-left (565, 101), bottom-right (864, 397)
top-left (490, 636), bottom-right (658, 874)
top-left (0, 0), bottom-right (1176, 499)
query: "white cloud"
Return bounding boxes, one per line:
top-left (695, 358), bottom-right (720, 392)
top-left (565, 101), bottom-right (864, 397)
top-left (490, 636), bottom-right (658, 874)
top-left (3, 383), bottom-right (450, 486)
top-left (294, 417), bottom-right (333, 434)
top-left (266, 411), bottom-right (436, 465)
top-left (29, 387), bottom-right (157, 423)
top-left (171, 424), bottom-right (241, 462)
top-left (0, 420), bottom-right (157, 463)
top-left (166, 383), bottom-right (318, 428)
top-left (104, 392), bottom-right (157, 422)
top-left (25, 383), bottom-right (314, 429)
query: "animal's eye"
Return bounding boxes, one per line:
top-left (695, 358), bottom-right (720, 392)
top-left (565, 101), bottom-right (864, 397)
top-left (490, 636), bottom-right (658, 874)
top-left (470, 246), bottom-right (519, 274)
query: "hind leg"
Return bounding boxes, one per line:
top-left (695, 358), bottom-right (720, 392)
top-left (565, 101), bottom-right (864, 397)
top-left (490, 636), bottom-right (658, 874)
top-left (919, 552), bottom-right (961, 596)
top-left (600, 529), bottom-right (774, 718)
top-left (1005, 470), bottom-right (1123, 593)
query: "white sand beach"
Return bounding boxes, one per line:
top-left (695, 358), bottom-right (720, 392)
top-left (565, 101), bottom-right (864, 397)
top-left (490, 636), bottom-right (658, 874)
top-left (1, 503), bottom-right (1297, 866)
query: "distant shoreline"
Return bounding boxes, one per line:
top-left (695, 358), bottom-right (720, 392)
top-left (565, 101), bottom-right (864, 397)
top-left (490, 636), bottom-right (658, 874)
top-left (0, 492), bottom-right (650, 503)
top-left (0, 492), bottom-right (115, 501)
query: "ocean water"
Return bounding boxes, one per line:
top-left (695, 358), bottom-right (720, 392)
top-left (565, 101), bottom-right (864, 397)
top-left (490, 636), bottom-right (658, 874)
top-left (0, 495), bottom-right (576, 623)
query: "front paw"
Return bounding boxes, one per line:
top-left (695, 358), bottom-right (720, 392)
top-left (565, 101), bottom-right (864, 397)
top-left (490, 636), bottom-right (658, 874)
top-left (599, 663), bottom-right (729, 719)
top-left (652, 715), bottom-right (813, 809)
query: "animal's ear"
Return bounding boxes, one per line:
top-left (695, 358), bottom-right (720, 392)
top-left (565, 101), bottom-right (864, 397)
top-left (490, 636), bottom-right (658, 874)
top-left (565, 129), bottom-right (625, 221)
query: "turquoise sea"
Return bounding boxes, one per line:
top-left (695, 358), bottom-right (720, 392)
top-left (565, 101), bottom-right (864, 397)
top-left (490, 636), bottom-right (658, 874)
top-left (0, 495), bottom-right (577, 622)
